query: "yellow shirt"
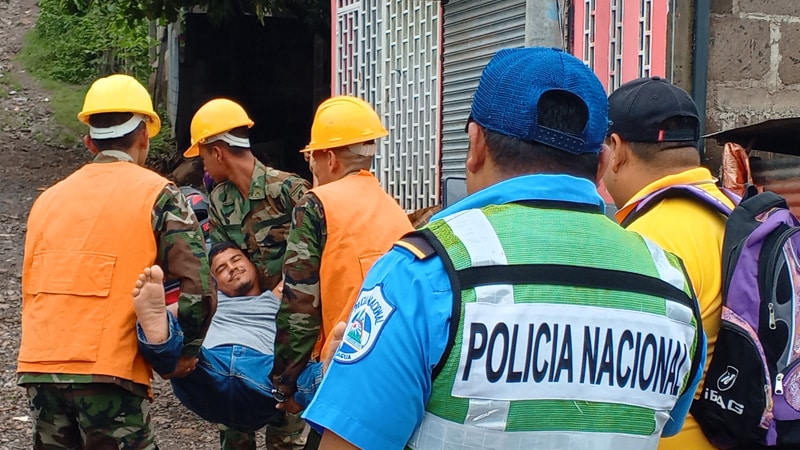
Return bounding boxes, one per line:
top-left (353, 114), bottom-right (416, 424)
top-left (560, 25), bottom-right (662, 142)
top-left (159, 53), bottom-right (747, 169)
top-left (616, 167), bottom-right (734, 450)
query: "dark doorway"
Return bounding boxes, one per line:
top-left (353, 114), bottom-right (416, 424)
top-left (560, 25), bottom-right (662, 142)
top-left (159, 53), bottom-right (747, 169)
top-left (176, 12), bottom-right (330, 181)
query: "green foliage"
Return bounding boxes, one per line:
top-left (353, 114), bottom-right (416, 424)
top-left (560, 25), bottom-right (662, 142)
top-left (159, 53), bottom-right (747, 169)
top-left (32, 0), bottom-right (153, 85)
top-left (15, 31), bottom-right (90, 147)
top-left (146, 114), bottom-right (182, 175)
top-left (0, 72), bottom-right (23, 98)
top-left (16, 0), bottom-right (326, 159)
top-left (149, 107), bottom-right (176, 158)
top-left (34, 77), bottom-right (91, 147)
top-left (28, 0), bottom-right (329, 86)
top-left (123, 0), bottom-right (329, 35)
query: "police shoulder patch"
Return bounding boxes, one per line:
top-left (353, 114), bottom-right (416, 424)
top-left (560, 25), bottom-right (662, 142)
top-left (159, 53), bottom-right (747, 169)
top-left (334, 285), bottom-right (395, 364)
top-left (395, 233), bottom-right (436, 260)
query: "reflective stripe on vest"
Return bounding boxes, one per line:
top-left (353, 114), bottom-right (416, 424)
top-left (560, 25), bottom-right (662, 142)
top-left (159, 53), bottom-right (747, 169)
top-left (409, 411), bottom-right (668, 450)
top-left (410, 206), bottom-right (699, 450)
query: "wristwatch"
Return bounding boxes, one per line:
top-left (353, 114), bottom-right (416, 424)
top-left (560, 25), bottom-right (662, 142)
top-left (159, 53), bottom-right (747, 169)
top-left (271, 388), bottom-right (288, 403)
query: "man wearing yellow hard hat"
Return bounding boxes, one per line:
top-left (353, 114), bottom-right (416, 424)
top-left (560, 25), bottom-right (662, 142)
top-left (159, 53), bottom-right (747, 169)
top-left (184, 98), bottom-right (311, 450)
top-left (185, 98), bottom-right (309, 295)
top-left (269, 95), bottom-right (413, 414)
top-left (18, 74), bottom-right (216, 449)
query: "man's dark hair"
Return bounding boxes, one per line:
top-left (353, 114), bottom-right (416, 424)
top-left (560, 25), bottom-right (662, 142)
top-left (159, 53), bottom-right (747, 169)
top-left (209, 241), bottom-right (245, 266)
top-left (202, 126), bottom-right (250, 156)
top-left (625, 116), bottom-right (699, 163)
top-left (88, 112), bottom-right (147, 151)
top-left (484, 90), bottom-right (598, 180)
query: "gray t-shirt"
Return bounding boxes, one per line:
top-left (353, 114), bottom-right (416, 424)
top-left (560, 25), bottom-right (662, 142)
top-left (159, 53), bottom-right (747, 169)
top-left (202, 290), bottom-right (279, 355)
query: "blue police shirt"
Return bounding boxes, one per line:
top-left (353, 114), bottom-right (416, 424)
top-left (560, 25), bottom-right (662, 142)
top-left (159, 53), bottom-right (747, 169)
top-left (302, 174), bottom-right (705, 449)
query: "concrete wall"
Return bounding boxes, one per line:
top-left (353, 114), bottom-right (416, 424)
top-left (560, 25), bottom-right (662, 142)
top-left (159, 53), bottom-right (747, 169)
top-left (705, 0), bottom-right (800, 165)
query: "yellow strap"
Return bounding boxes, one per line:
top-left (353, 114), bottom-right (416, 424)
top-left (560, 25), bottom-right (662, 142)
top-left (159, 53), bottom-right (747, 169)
top-left (395, 240), bottom-right (428, 259)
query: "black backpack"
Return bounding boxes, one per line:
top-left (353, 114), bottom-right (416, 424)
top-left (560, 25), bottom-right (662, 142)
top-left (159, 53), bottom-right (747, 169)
top-left (623, 184), bottom-right (800, 448)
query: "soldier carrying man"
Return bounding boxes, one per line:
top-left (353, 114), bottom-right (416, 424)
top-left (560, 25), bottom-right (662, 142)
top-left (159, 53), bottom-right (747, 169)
top-left (19, 74), bottom-right (216, 450)
top-left (184, 98), bottom-right (311, 449)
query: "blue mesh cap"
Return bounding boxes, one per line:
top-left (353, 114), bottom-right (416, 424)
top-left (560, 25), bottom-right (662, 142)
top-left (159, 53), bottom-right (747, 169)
top-left (470, 47), bottom-right (608, 155)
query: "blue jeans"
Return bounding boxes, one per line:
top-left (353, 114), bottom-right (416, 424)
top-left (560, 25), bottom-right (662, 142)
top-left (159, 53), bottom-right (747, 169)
top-left (138, 314), bottom-right (322, 432)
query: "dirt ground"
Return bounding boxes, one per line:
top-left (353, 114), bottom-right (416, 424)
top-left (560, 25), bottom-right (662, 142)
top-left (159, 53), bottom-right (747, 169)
top-left (0, 0), bottom-right (224, 448)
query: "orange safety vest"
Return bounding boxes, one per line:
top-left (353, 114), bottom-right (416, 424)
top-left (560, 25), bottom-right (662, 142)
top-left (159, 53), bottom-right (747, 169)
top-left (18, 160), bottom-right (168, 389)
top-left (311, 170), bottom-right (413, 354)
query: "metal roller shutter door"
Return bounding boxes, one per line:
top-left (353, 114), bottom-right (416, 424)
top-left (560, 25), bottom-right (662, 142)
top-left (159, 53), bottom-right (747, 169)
top-left (440, 0), bottom-right (527, 180)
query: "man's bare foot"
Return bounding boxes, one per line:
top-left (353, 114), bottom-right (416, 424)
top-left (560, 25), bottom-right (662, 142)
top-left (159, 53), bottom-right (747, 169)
top-left (133, 265), bottom-right (169, 344)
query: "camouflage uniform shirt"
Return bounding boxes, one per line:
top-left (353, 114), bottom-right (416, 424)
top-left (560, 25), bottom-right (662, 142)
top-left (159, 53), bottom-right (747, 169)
top-left (18, 150), bottom-right (216, 398)
top-left (272, 192), bottom-right (326, 394)
top-left (208, 160), bottom-right (309, 291)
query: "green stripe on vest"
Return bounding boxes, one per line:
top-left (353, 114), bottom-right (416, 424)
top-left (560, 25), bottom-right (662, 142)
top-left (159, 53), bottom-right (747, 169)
top-left (424, 203), bottom-right (692, 435)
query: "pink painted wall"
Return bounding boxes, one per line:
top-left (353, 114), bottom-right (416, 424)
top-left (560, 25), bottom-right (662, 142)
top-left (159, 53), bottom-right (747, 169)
top-left (572, 0), bottom-right (669, 91)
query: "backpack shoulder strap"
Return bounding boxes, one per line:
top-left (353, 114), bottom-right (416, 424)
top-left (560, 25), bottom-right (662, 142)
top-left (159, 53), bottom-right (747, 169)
top-left (621, 184), bottom-right (734, 228)
top-left (720, 186), bottom-right (792, 300)
top-left (734, 184), bottom-right (788, 219)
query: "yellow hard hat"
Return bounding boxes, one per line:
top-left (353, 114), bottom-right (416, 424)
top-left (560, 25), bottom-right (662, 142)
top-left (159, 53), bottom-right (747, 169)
top-left (302, 96), bottom-right (388, 152)
top-left (77, 74), bottom-right (161, 138)
top-left (184, 98), bottom-right (255, 158)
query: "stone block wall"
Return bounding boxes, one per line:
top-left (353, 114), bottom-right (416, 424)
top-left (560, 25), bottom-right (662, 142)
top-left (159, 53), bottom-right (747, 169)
top-left (705, 0), bottom-right (800, 164)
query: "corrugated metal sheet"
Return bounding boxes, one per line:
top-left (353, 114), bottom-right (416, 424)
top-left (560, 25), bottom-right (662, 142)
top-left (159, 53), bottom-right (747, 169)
top-left (440, 0), bottom-right (526, 180)
top-left (750, 151), bottom-right (800, 218)
top-left (167, 21), bottom-right (180, 133)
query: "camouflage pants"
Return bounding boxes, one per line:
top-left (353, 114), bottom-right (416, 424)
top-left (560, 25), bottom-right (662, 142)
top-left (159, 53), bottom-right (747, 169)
top-left (218, 412), bottom-right (313, 450)
top-left (25, 383), bottom-right (157, 450)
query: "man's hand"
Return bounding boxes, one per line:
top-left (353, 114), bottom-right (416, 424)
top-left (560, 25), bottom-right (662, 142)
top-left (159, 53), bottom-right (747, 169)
top-left (276, 396), bottom-right (304, 414)
top-left (320, 430), bottom-right (359, 450)
top-left (275, 321), bottom-right (345, 414)
top-left (160, 356), bottom-right (198, 379)
top-left (323, 321), bottom-right (346, 373)
top-left (272, 280), bottom-right (284, 298)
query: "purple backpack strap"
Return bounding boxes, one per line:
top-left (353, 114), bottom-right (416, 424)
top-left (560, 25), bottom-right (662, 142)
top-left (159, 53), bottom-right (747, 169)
top-left (621, 184), bottom-right (735, 228)
top-left (719, 187), bottom-right (742, 206)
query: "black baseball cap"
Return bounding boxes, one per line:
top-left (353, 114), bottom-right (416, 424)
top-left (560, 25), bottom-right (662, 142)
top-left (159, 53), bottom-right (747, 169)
top-left (607, 76), bottom-right (700, 143)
